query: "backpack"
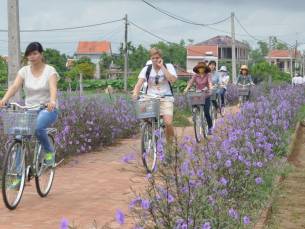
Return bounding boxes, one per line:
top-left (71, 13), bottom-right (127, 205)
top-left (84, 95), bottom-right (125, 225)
top-left (145, 64), bottom-right (174, 95)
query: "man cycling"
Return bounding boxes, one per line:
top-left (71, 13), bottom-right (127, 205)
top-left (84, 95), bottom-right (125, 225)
top-left (133, 48), bottom-right (177, 141)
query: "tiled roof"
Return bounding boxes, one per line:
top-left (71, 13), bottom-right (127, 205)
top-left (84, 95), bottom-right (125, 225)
top-left (76, 41), bottom-right (111, 54)
top-left (187, 45), bottom-right (218, 57)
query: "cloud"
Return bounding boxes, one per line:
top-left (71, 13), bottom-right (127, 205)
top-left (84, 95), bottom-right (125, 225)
top-left (0, 0), bottom-right (304, 55)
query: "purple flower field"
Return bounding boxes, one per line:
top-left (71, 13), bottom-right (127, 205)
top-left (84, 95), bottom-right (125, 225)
top-left (128, 85), bottom-right (305, 228)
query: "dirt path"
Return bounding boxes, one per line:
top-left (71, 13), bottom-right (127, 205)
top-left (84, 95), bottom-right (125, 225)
top-left (0, 126), bottom-right (194, 229)
top-left (267, 125), bottom-right (305, 229)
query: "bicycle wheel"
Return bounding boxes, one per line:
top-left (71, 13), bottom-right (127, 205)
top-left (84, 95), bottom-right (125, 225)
top-left (217, 94), bottom-right (224, 117)
top-left (2, 141), bottom-right (26, 210)
top-left (193, 106), bottom-right (206, 143)
top-left (35, 134), bottom-right (55, 197)
top-left (210, 103), bottom-right (217, 126)
top-left (141, 121), bottom-right (157, 173)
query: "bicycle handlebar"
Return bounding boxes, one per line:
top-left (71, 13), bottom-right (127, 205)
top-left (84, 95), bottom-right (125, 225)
top-left (4, 102), bottom-right (47, 110)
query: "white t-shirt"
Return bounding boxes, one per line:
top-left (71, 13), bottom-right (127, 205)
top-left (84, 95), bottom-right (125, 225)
top-left (219, 72), bottom-right (230, 89)
top-left (138, 63), bottom-right (177, 98)
top-left (18, 64), bottom-right (60, 107)
top-left (292, 76), bottom-right (304, 85)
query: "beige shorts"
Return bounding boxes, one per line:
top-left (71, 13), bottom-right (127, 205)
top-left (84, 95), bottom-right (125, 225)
top-left (160, 100), bottom-right (174, 116)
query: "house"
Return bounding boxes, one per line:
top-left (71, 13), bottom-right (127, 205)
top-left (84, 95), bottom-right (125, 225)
top-left (187, 35), bottom-right (250, 73)
top-left (75, 41), bottom-right (112, 79)
top-left (266, 49), bottom-right (302, 75)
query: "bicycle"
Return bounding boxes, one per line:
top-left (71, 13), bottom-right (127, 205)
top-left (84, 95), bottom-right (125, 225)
top-left (0, 102), bottom-right (59, 210)
top-left (187, 91), bottom-right (208, 143)
top-left (237, 83), bottom-right (251, 106)
top-left (210, 87), bottom-right (220, 125)
top-left (135, 95), bottom-right (166, 173)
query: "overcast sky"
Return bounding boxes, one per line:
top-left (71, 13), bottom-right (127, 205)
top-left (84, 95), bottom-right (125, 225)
top-left (0, 0), bottom-right (304, 56)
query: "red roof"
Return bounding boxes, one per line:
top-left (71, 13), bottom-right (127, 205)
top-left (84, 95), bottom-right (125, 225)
top-left (187, 45), bottom-right (218, 57)
top-left (76, 41), bottom-right (111, 54)
top-left (267, 50), bottom-right (301, 58)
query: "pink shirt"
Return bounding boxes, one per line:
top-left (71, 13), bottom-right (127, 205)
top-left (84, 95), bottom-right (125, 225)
top-left (192, 73), bottom-right (212, 90)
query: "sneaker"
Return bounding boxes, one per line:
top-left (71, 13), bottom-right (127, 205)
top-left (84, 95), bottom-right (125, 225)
top-left (44, 152), bottom-right (55, 167)
top-left (208, 128), bottom-right (213, 136)
top-left (8, 177), bottom-right (21, 190)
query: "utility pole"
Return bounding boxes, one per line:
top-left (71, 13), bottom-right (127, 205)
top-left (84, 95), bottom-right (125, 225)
top-left (123, 14), bottom-right (128, 92)
top-left (231, 12), bottom-right (237, 83)
top-left (7, 0), bottom-right (21, 100)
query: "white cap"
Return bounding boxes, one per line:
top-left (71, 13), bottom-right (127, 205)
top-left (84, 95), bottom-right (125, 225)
top-left (219, 66), bottom-right (227, 72)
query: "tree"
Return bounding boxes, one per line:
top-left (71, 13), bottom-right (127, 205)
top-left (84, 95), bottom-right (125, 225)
top-left (0, 57), bottom-right (8, 85)
top-left (270, 36), bottom-right (288, 50)
top-left (43, 48), bottom-right (68, 77)
top-left (251, 61), bottom-right (290, 83)
top-left (258, 41), bottom-right (269, 56)
top-left (150, 40), bottom-right (187, 68)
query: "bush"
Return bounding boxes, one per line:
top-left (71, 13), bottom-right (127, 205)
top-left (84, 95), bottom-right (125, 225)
top-left (0, 94), bottom-right (139, 164)
top-left (128, 85), bottom-right (305, 228)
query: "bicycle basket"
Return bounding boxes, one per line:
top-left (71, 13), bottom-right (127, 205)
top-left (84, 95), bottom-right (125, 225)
top-left (238, 87), bottom-right (250, 96)
top-left (187, 92), bottom-right (205, 106)
top-left (136, 99), bottom-right (160, 119)
top-left (1, 110), bottom-right (38, 136)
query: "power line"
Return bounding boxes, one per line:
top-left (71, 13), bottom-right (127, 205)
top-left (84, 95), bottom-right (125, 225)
top-left (0, 18), bottom-right (123, 33)
top-left (129, 20), bottom-right (173, 44)
top-left (141, 0), bottom-right (230, 27)
top-left (129, 20), bottom-right (218, 57)
top-left (234, 16), bottom-right (261, 42)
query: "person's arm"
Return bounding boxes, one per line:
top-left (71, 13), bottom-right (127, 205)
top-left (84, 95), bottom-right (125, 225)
top-left (158, 60), bottom-right (177, 83)
top-left (249, 75), bottom-right (255, 85)
top-left (47, 74), bottom-right (58, 111)
top-left (133, 78), bottom-right (145, 99)
top-left (0, 75), bottom-right (23, 106)
top-left (184, 77), bottom-right (195, 94)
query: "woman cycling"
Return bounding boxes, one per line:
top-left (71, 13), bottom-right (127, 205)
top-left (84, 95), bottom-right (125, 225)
top-left (218, 66), bottom-right (230, 107)
top-left (208, 60), bottom-right (220, 111)
top-left (236, 65), bottom-right (255, 100)
top-left (184, 62), bottom-right (213, 135)
top-left (0, 42), bottom-right (59, 173)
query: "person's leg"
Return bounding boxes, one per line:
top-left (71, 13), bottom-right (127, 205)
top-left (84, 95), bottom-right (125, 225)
top-left (35, 109), bottom-right (58, 165)
top-left (221, 88), bottom-right (226, 106)
top-left (160, 101), bottom-right (174, 142)
top-left (204, 97), bottom-right (213, 133)
top-left (163, 115), bottom-right (174, 142)
top-left (212, 99), bottom-right (219, 109)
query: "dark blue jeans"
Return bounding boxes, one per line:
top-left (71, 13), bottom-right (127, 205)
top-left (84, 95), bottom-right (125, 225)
top-left (35, 109), bottom-right (58, 153)
top-left (203, 97), bottom-right (212, 129)
top-left (221, 88), bottom-right (226, 106)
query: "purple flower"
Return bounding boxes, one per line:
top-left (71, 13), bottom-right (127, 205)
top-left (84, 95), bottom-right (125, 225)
top-left (243, 216), bottom-right (250, 225)
top-left (60, 218), bottom-right (69, 229)
top-left (228, 208), bottom-right (239, 219)
top-left (115, 209), bottom-right (125, 225)
top-left (202, 222), bottom-right (211, 229)
top-left (141, 199), bottom-right (150, 210)
top-left (219, 177), bottom-right (228, 186)
top-left (225, 160), bottom-right (232, 168)
top-left (255, 177), bottom-right (263, 185)
top-left (168, 193), bottom-right (175, 203)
